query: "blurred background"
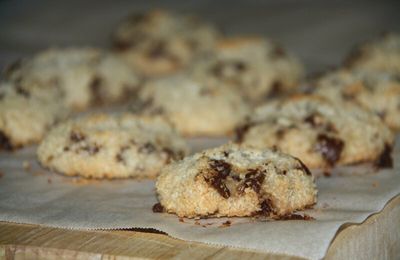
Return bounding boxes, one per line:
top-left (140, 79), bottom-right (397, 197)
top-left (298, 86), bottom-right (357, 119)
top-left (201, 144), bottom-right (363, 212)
top-left (0, 0), bottom-right (399, 73)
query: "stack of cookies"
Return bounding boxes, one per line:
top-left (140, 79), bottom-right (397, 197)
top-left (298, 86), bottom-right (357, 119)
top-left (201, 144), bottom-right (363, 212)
top-left (1, 9), bottom-right (398, 220)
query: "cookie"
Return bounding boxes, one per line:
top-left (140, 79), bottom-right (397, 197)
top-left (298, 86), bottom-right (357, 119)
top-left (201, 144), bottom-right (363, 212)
top-left (112, 9), bottom-right (219, 77)
top-left (132, 74), bottom-right (250, 137)
top-left (235, 95), bottom-right (394, 170)
top-left (313, 69), bottom-right (400, 130)
top-left (344, 33), bottom-right (400, 75)
top-left (155, 144), bottom-right (317, 218)
top-left (189, 36), bottom-right (304, 103)
top-left (0, 81), bottom-right (67, 150)
top-left (5, 48), bottom-right (141, 110)
top-left (37, 113), bottom-right (188, 179)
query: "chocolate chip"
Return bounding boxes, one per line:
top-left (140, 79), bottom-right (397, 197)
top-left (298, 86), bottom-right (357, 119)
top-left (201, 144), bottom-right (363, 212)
top-left (377, 111), bottom-right (386, 120)
top-left (204, 159), bottom-right (232, 199)
top-left (294, 157), bottom-right (312, 176)
top-left (258, 199), bottom-right (273, 216)
top-left (81, 145), bottom-right (100, 155)
top-left (139, 142), bottom-right (156, 153)
top-left (234, 61), bottom-right (247, 71)
top-left (70, 131), bottom-right (86, 142)
top-left (209, 159), bottom-right (231, 178)
top-left (375, 144), bottom-right (393, 168)
top-left (266, 81), bottom-right (282, 99)
top-left (15, 85), bottom-right (30, 98)
top-left (275, 129), bottom-right (286, 139)
top-left (116, 153), bottom-right (124, 163)
top-left (343, 46), bottom-right (365, 68)
top-left (231, 175), bottom-right (241, 181)
top-left (0, 131), bottom-right (13, 151)
top-left (238, 169), bottom-right (265, 194)
top-left (90, 76), bottom-right (103, 104)
top-left (152, 203), bottom-right (165, 213)
top-left (223, 151), bottom-right (229, 157)
top-left (63, 146), bottom-right (70, 152)
top-left (234, 122), bottom-right (254, 143)
top-left (304, 114), bottom-right (319, 127)
top-left (147, 41), bottom-right (167, 59)
top-left (269, 44), bottom-right (286, 59)
top-left (315, 134), bottom-right (344, 166)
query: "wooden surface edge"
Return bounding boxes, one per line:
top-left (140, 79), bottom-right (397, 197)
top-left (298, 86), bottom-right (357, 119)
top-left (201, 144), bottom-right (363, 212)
top-left (0, 195), bottom-right (399, 260)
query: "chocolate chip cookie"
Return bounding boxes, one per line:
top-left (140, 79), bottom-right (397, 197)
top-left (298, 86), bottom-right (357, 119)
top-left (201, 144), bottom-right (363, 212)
top-left (37, 113), bottom-right (188, 179)
top-left (155, 144), bottom-right (317, 218)
top-left (235, 95), bottom-right (394, 170)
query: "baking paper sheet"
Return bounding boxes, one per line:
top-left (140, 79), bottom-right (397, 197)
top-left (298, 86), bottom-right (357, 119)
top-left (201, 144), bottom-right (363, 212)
top-left (0, 138), bottom-right (399, 260)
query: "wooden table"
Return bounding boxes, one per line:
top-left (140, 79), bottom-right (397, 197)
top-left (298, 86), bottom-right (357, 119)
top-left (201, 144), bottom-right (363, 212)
top-left (0, 195), bottom-right (399, 260)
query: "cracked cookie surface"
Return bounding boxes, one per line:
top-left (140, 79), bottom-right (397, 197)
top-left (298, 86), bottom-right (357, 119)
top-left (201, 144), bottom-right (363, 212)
top-left (155, 144), bottom-right (317, 218)
top-left (37, 113), bottom-right (188, 179)
top-left (235, 95), bottom-right (394, 170)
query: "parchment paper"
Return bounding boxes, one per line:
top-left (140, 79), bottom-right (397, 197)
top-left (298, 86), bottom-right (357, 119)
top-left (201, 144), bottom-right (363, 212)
top-left (0, 137), bottom-right (399, 260)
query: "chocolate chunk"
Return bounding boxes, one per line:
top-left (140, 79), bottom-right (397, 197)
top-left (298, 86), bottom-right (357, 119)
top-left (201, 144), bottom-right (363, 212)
top-left (375, 144), bottom-right (393, 168)
top-left (270, 44), bottom-right (286, 59)
top-left (280, 214), bottom-right (315, 220)
top-left (275, 129), bottom-right (286, 139)
top-left (90, 76), bottom-right (103, 104)
top-left (304, 114), bottom-right (319, 127)
top-left (3, 59), bottom-right (22, 77)
top-left (0, 131), bottom-right (13, 151)
top-left (139, 142), bottom-right (156, 153)
top-left (223, 151), bottom-right (230, 157)
top-left (15, 85), bottom-right (30, 98)
top-left (238, 169), bottom-right (265, 194)
top-left (315, 134), bottom-right (344, 166)
top-left (294, 157), bottom-right (312, 176)
top-left (152, 203), bottom-right (165, 213)
top-left (63, 146), bottom-right (70, 152)
top-left (343, 46), bottom-right (365, 68)
top-left (234, 61), bottom-right (247, 71)
top-left (81, 145), bottom-right (100, 155)
top-left (209, 159), bottom-right (231, 178)
top-left (234, 122), bottom-right (254, 143)
top-left (148, 41), bottom-right (167, 59)
top-left (116, 153), bottom-right (124, 163)
top-left (231, 175), bottom-right (241, 181)
top-left (205, 159), bottom-right (232, 199)
top-left (112, 39), bottom-right (132, 51)
top-left (70, 131), bottom-right (86, 142)
top-left (258, 199), bottom-right (273, 216)
top-left (266, 81), bottom-right (282, 99)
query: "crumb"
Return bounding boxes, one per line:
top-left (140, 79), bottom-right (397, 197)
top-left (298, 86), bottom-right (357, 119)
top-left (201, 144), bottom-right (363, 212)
top-left (194, 220), bottom-right (200, 225)
top-left (22, 161), bottom-right (31, 171)
top-left (279, 214), bottom-right (315, 221)
top-left (179, 218), bottom-right (184, 223)
top-left (219, 220), bottom-right (232, 228)
top-left (47, 178), bottom-right (52, 184)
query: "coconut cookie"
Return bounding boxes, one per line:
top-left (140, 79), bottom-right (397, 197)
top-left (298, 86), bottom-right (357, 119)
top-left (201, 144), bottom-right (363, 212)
top-left (132, 74), bottom-right (250, 137)
top-left (235, 95), bottom-right (394, 170)
top-left (313, 69), bottom-right (400, 130)
top-left (189, 36), bottom-right (304, 103)
top-left (0, 81), bottom-right (67, 150)
top-left (344, 33), bottom-right (400, 75)
top-left (37, 113), bottom-right (188, 179)
top-left (155, 144), bottom-right (317, 218)
top-left (5, 48), bottom-right (141, 110)
top-left (112, 9), bottom-right (219, 77)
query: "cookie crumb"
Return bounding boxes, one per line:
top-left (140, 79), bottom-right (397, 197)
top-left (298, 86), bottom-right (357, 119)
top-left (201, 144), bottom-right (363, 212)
top-left (219, 220), bottom-right (232, 228)
top-left (22, 161), bottom-right (31, 171)
top-left (152, 203), bottom-right (165, 213)
top-left (280, 214), bottom-right (315, 221)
